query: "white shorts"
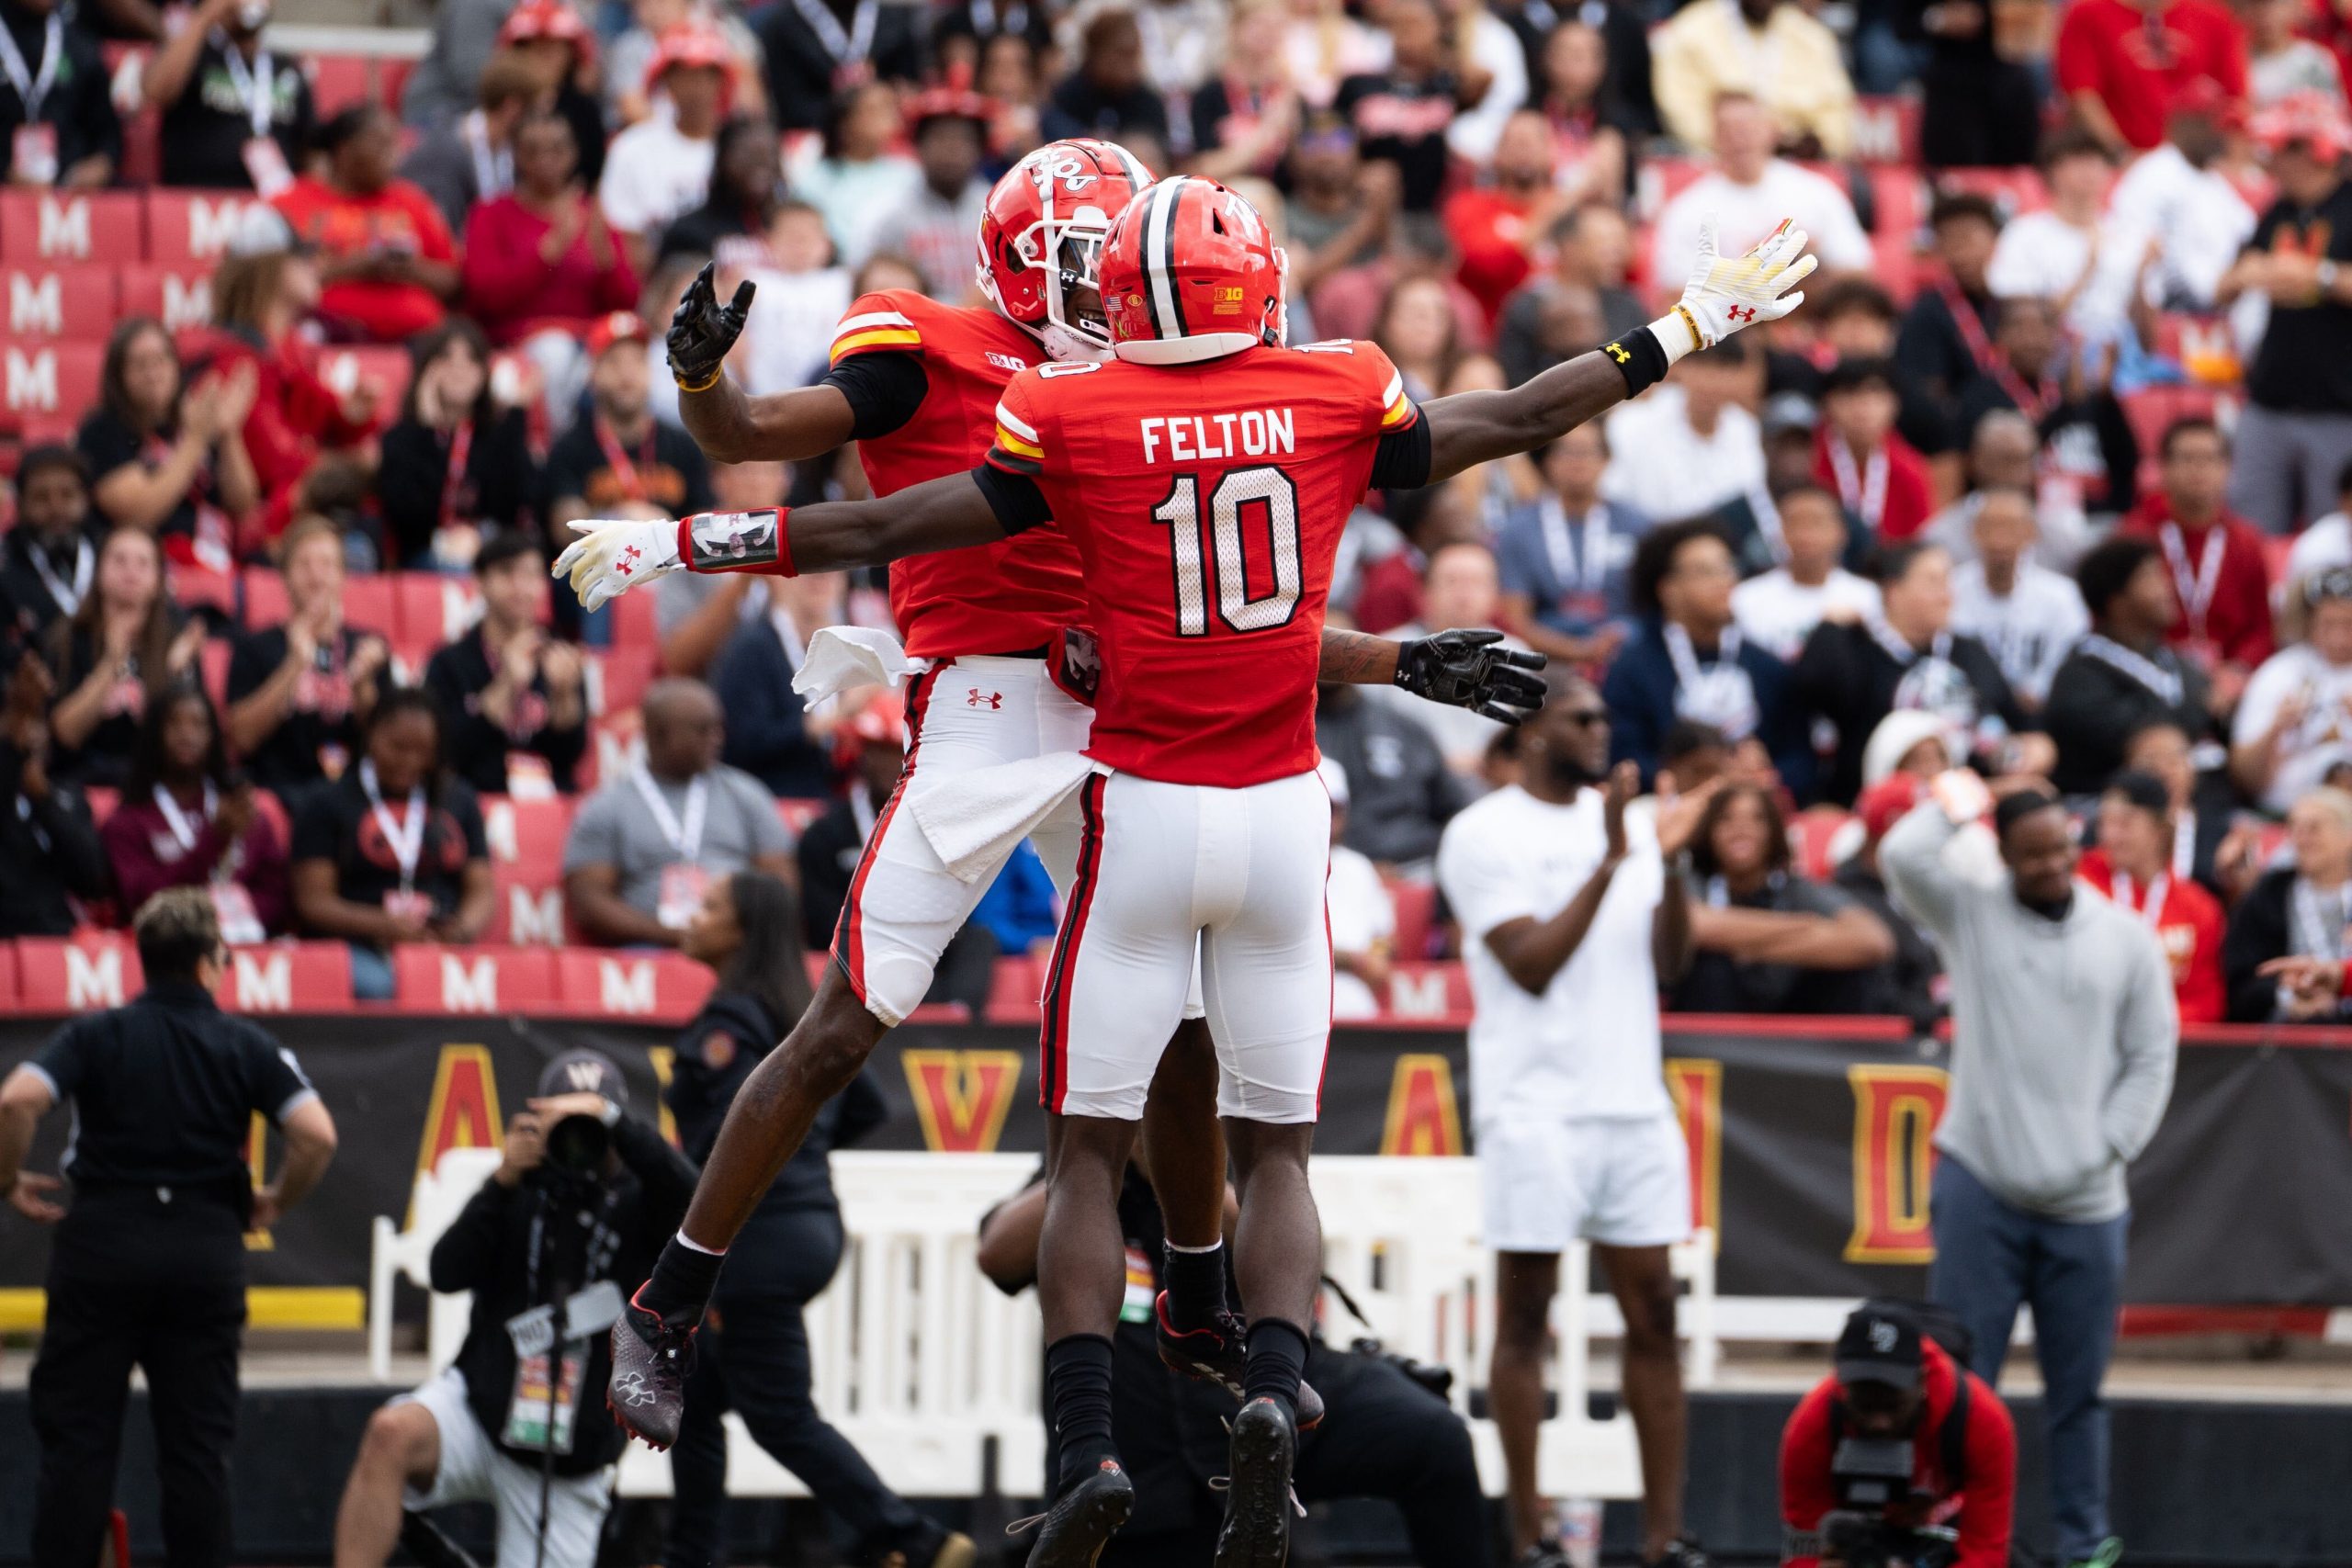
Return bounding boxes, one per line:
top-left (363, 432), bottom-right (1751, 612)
top-left (393, 1369), bottom-right (613, 1567)
top-left (1044, 769), bottom-right (1332, 1123)
top-left (1478, 1112), bottom-right (1692, 1252)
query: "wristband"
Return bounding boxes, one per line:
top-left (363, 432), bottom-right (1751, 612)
top-left (673, 363), bottom-right (725, 393)
top-left (679, 507), bottom-right (796, 578)
top-left (1600, 324), bottom-right (1672, 396)
top-left (2322, 260), bottom-right (2342, 295)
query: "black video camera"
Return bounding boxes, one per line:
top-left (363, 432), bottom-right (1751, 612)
top-left (1817, 1510), bottom-right (1959, 1568)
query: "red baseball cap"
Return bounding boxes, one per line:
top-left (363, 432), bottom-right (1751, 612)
top-left (645, 22), bottom-right (735, 102)
top-left (585, 310), bottom-right (647, 360)
top-left (832, 691), bottom-right (907, 767)
top-left (2253, 89), bottom-right (2350, 162)
top-left (497, 0), bottom-right (595, 63)
top-left (1858, 773), bottom-right (1927, 844)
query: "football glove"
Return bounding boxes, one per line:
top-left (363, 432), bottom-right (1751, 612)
top-left (669, 261), bottom-right (756, 391)
top-left (1653, 215), bottom-right (1817, 366)
top-left (553, 517), bottom-right (681, 614)
top-left (1394, 629), bottom-right (1548, 724)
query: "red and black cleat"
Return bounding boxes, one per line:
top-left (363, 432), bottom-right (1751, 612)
top-left (1010, 1458), bottom-right (1134, 1567)
top-left (1153, 1292), bottom-right (1325, 1431)
top-left (605, 1283), bottom-right (697, 1450)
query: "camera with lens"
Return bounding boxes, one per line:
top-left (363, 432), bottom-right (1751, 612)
top-left (539, 1109), bottom-right (611, 1185)
top-left (529, 1050), bottom-right (628, 1195)
top-left (1817, 1509), bottom-right (1958, 1568)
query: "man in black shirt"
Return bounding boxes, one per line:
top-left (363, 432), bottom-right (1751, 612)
top-left (1896, 194), bottom-right (2003, 424)
top-left (543, 312), bottom-right (717, 546)
top-left (0, 0), bottom-right (118, 186)
top-left (1314, 678), bottom-right (1468, 869)
top-left (2217, 107), bottom-right (2352, 534)
top-left (1952, 295), bottom-right (2139, 521)
top-left (423, 533), bottom-right (588, 796)
top-left (1334, 0), bottom-right (1463, 211)
top-left (0, 651), bottom-right (107, 934)
top-left (334, 1051), bottom-right (695, 1568)
top-left (1039, 7), bottom-right (1170, 148)
top-left (141, 0), bottom-right (313, 190)
top-left (224, 517), bottom-right (391, 793)
top-left (2044, 535), bottom-right (2214, 795)
top-left (0, 445), bottom-right (100, 650)
top-left (2, 889), bottom-right (338, 1568)
top-left (754, 0), bottom-right (924, 134)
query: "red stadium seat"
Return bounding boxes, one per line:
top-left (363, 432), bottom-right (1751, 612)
top-left (214, 943), bottom-right (354, 1012)
top-left (198, 637), bottom-right (232, 706)
top-left (582, 709), bottom-right (644, 789)
top-left (0, 192), bottom-right (140, 265)
top-left (241, 566), bottom-right (285, 626)
top-left (479, 793), bottom-right (573, 878)
top-left (553, 949), bottom-right (714, 1021)
top-left (0, 268), bottom-right (116, 341)
top-left (0, 942), bottom-right (18, 1006)
top-left (393, 571), bottom-right (482, 647)
top-left (306, 53), bottom-right (372, 115)
top-left (317, 345), bottom-right (413, 417)
top-left (487, 870), bottom-right (571, 945)
top-left (379, 57), bottom-right (413, 113)
top-left (1867, 168), bottom-right (1923, 241)
top-left (1386, 877), bottom-right (1436, 962)
top-left (1790, 807), bottom-right (1856, 881)
top-left (0, 342), bottom-right (103, 434)
top-left (119, 264), bottom-right (215, 336)
top-left (169, 563), bottom-right (238, 621)
top-left (983, 953), bottom-right (1043, 1023)
top-left (253, 786), bottom-right (290, 846)
top-left (342, 573), bottom-right (398, 637)
top-left (391, 944), bottom-right (559, 1011)
top-left (1934, 167), bottom-right (2050, 220)
top-left (119, 104), bottom-right (159, 186)
top-left (141, 188), bottom-right (266, 265)
top-left (1850, 96), bottom-right (1923, 166)
top-left (17, 932), bottom-right (143, 1010)
top-left (585, 647), bottom-right (654, 716)
top-left (1384, 961), bottom-right (1470, 1021)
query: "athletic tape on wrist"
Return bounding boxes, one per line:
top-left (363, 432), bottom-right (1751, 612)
top-left (673, 363), bottom-right (725, 393)
top-left (679, 507), bottom-right (796, 577)
top-left (1600, 325), bottom-right (1672, 396)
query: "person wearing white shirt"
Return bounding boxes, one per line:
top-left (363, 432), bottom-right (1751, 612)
top-left (2105, 109), bottom-right (2256, 313)
top-left (2282, 470), bottom-right (2352, 633)
top-left (597, 41), bottom-right (728, 269)
top-left (1924, 410), bottom-right (2098, 570)
top-left (738, 203), bottom-right (854, 397)
top-left (1436, 673), bottom-right (1713, 1568)
top-left (2232, 569), bottom-right (2352, 814)
top-left (1649, 94), bottom-right (1872, 288)
top-left (2247, 0), bottom-right (2347, 108)
top-left (1950, 487), bottom-right (2090, 706)
top-left (1986, 129), bottom-right (2145, 346)
top-left (1320, 758), bottom-right (1396, 1019)
top-left (1731, 484), bottom-right (1880, 660)
top-left (1601, 342), bottom-right (1767, 527)
top-left (1442, 0), bottom-right (1530, 164)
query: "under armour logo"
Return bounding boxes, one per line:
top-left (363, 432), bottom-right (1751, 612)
top-left (1726, 305), bottom-right (1757, 323)
top-left (616, 545), bottom-right (642, 577)
top-left (1604, 342), bottom-right (1631, 364)
top-left (967, 689), bottom-right (1003, 709)
top-left (615, 1371), bottom-right (659, 1407)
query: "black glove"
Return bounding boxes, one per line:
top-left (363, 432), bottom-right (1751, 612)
top-left (1393, 628), bottom-right (1548, 724)
top-left (668, 261), bottom-right (755, 391)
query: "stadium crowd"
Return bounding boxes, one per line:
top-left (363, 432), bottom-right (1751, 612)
top-left (0, 0), bottom-right (2345, 1024)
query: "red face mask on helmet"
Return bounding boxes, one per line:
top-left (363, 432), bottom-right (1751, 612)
top-left (975, 138), bottom-right (1154, 362)
top-left (1099, 176), bottom-right (1288, 366)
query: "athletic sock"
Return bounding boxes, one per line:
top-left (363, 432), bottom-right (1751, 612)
top-left (1046, 1333), bottom-right (1120, 1493)
top-left (639, 1234), bottom-right (726, 1325)
top-left (1242, 1317), bottom-right (1310, 1410)
top-left (1160, 1239), bottom-right (1229, 1333)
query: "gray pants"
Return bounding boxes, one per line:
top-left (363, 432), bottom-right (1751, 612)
top-left (2227, 401), bottom-right (2352, 534)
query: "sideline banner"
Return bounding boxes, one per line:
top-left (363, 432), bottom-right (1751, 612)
top-left (1, 1016), bottom-right (2346, 1304)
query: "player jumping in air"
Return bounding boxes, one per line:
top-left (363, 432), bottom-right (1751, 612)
top-left (581, 137), bottom-right (1544, 1460)
top-left (563, 175), bottom-right (1814, 1565)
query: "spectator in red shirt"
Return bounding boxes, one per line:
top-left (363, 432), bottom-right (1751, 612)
top-left (2080, 769), bottom-right (2227, 1022)
top-left (2055, 0), bottom-right (2249, 154)
top-left (101, 684), bottom-right (290, 940)
top-left (1813, 357), bottom-right (1935, 544)
top-left (200, 212), bottom-right (380, 539)
top-left (2119, 416), bottom-right (2275, 700)
top-left (460, 104), bottom-right (639, 426)
top-left (1780, 1304), bottom-right (2016, 1568)
top-left (274, 105), bottom-right (460, 344)
top-left (1442, 109), bottom-right (1568, 333)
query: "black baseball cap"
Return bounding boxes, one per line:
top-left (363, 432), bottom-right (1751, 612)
top-left (1836, 1304), bottom-right (1923, 1392)
top-left (537, 1048), bottom-right (628, 1112)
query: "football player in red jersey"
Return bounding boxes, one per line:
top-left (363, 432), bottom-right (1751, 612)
top-left (578, 141), bottom-right (1542, 1462)
top-left (566, 175), bottom-right (1814, 1568)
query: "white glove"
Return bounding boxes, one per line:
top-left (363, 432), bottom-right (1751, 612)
top-left (552, 518), bottom-right (681, 614)
top-left (1652, 214), bottom-right (1818, 366)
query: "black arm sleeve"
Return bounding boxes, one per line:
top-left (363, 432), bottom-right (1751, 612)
top-left (819, 351), bottom-right (931, 442)
top-left (1370, 412), bottom-right (1433, 491)
top-left (974, 464), bottom-right (1054, 534)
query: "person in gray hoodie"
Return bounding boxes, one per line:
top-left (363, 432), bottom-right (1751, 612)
top-left (1879, 777), bottom-right (2177, 1568)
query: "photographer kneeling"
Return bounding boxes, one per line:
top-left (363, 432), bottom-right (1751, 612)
top-left (1780, 1303), bottom-right (2016, 1568)
top-left (334, 1052), bottom-right (698, 1568)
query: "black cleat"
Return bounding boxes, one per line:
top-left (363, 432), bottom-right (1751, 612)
top-left (1214, 1396), bottom-right (1299, 1568)
top-left (606, 1283), bottom-right (696, 1450)
top-left (1013, 1459), bottom-right (1134, 1567)
top-left (1154, 1292), bottom-right (1326, 1430)
top-left (1644, 1540), bottom-right (1711, 1568)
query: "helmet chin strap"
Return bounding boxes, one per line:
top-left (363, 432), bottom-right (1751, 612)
top-left (1038, 322), bottom-right (1113, 363)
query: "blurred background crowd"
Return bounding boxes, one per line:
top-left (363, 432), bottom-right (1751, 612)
top-left (0, 0), bottom-right (2351, 1024)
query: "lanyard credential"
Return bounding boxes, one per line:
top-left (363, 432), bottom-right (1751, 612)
top-left (360, 759), bottom-right (428, 890)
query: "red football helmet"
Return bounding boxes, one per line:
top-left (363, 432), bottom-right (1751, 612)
top-left (975, 139), bottom-right (1154, 362)
top-left (1099, 176), bottom-right (1286, 366)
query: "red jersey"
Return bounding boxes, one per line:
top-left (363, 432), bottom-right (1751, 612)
top-left (1812, 429), bottom-right (1936, 543)
top-left (828, 289), bottom-right (1089, 660)
top-left (1441, 186), bottom-right (1540, 331)
top-left (272, 176), bottom-right (457, 343)
top-left (2054, 0), bottom-right (2248, 152)
top-left (986, 339), bottom-right (1420, 788)
top-left (2078, 849), bottom-right (2226, 1023)
top-left (2117, 499), bottom-right (2275, 669)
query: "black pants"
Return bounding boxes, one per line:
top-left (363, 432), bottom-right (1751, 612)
top-left (1110, 1345), bottom-right (1492, 1566)
top-left (29, 1193), bottom-right (247, 1568)
top-left (663, 1207), bottom-right (928, 1568)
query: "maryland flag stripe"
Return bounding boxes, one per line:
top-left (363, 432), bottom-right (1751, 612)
top-left (989, 399), bottom-right (1046, 471)
top-left (1380, 372), bottom-right (1417, 430)
top-left (830, 310), bottom-right (921, 362)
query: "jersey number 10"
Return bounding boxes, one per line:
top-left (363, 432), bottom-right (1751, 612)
top-left (1150, 465), bottom-right (1304, 637)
